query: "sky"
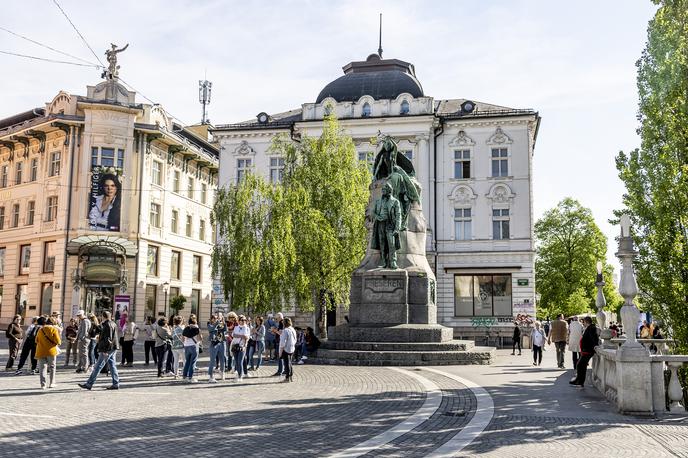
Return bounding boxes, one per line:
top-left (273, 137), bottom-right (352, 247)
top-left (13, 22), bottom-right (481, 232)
top-left (0, 0), bottom-right (659, 273)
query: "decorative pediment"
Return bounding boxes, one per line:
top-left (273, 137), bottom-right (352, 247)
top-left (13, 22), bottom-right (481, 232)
top-left (448, 184), bottom-right (477, 204)
top-left (486, 127), bottom-right (513, 145)
top-left (233, 140), bottom-right (256, 156)
top-left (150, 105), bottom-right (171, 130)
top-left (449, 130), bottom-right (475, 147)
top-left (46, 91), bottom-right (72, 114)
top-left (486, 183), bottom-right (515, 203)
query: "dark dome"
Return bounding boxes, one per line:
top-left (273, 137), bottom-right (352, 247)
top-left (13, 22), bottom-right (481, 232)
top-left (316, 56), bottom-right (424, 103)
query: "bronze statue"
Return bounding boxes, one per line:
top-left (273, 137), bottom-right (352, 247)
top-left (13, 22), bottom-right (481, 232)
top-left (104, 43), bottom-right (129, 79)
top-left (372, 182), bottom-right (401, 269)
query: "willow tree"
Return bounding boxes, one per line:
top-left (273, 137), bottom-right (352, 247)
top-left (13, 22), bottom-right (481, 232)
top-left (616, 0), bottom-right (688, 351)
top-left (275, 116), bottom-right (370, 336)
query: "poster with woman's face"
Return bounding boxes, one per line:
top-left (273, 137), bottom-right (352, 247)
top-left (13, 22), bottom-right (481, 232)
top-left (89, 166), bottom-right (122, 231)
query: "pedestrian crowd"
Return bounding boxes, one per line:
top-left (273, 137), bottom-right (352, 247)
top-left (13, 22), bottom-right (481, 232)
top-left (4, 309), bottom-right (320, 391)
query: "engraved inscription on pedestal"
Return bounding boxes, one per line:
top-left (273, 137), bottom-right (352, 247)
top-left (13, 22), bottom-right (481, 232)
top-left (363, 276), bottom-right (406, 304)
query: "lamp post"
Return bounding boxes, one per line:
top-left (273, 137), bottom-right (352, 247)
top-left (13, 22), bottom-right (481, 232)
top-left (615, 215), bottom-right (646, 353)
top-left (163, 281), bottom-right (170, 318)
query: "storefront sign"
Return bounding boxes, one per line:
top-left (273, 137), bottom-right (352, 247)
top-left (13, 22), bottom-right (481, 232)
top-left (517, 279), bottom-right (529, 286)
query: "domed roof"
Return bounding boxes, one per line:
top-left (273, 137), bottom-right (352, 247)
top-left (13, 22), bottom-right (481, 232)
top-left (316, 54), bottom-right (424, 104)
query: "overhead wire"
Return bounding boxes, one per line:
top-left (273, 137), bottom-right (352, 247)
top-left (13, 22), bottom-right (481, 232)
top-left (0, 25), bottom-right (100, 67)
top-left (0, 50), bottom-right (100, 68)
top-left (51, 0), bottom-right (105, 67)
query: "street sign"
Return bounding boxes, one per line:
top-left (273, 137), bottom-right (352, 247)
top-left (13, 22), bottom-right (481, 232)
top-left (517, 279), bottom-right (529, 286)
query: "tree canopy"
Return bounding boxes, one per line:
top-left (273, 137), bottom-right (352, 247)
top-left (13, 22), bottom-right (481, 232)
top-left (616, 0), bottom-right (688, 351)
top-left (535, 198), bottom-right (620, 319)
top-left (211, 117), bottom-right (371, 322)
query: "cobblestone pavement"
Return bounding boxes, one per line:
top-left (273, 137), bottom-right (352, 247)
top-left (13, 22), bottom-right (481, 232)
top-left (0, 340), bottom-right (686, 457)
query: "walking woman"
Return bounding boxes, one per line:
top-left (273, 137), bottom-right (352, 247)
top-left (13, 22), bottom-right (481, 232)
top-left (279, 317), bottom-right (297, 382)
top-left (35, 316), bottom-right (62, 389)
top-left (230, 315), bottom-right (250, 381)
top-left (531, 321), bottom-right (545, 366)
top-left (154, 317), bottom-right (173, 377)
top-left (171, 315), bottom-right (185, 378)
top-left (248, 316), bottom-right (266, 371)
top-left (181, 315), bottom-right (201, 383)
top-left (142, 316), bottom-right (157, 365)
top-left (121, 316), bottom-right (138, 367)
top-left (5, 315), bottom-right (23, 370)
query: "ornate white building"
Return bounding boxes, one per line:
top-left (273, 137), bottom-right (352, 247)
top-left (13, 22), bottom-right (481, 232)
top-left (213, 53), bottom-right (540, 343)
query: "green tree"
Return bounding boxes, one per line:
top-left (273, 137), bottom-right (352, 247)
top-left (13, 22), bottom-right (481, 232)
top-left (212, 117), bottom-right (370, 331)
top-left (616, 0), bottom-right (688, 352)
top-left (169, 295), bottom-right (186, 316)
top-left (535, 198), bottom-right (618, 318)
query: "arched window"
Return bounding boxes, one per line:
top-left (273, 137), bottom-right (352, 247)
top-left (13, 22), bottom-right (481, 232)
top-left (400, 100), bottom-right (410, 115)
top-left (362, 102), bottom-right (371, 117)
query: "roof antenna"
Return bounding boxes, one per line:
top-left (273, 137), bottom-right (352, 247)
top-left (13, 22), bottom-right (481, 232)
top-left (378, 13), bottom-right (383, 58)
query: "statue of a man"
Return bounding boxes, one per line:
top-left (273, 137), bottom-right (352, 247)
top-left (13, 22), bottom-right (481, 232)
top-left (104, 43), bottom-right (129, 79)
top-left (372, 181), bottom-right (402, 269)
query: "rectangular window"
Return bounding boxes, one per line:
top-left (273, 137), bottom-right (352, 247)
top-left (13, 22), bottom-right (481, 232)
top-left (357, 151), bottom-right (374, 173)
top-left (145, 284), bottom-right (157, 318)
top-left (491, 148), bottom-right (508, 177)
top-left (26, 201), bottom-right (35, 226)
top-left (30, 158), bottom-right (38, 181)
top-left (46, 196), bottom-right (58, 221)
top-left (193, 255), bottom-right (201, 282)
top-left (150, 203), bottom-right (161, 228)
top-left (173, 171), bottom-right (180, 193)
top-left (49, 152), bottom-right (61, 176)
top-left (269, 157), bottom-right (285, 183)
top-left (0, 247), bottom-right (5, 276)
top-left (152, 160), bottom-right (162, 186)
top-left (187, 177), bottom-right (194, 200)
top-left (101, 147), bottom-right (115, 167)
top-left (454, 150), bottom-right (470, 179)
top-left (15, 162), bottom-right (22, 185)
top-left (40, 282), bottom-right (53, 316)
top-left (199, 219), bottom-right (206, 241)
top-left (237, 158), bottom-right (251, 182)
top-left (147, 245), bottom-right (159, 276)
top-left (92, 147), bottom-right (124, 168)
top-left (0, 165), bottom-right (7, 187)
top-left (16, 284), bottom-right (28, 318)
top-left (11, 204), bottom-right (19, 227)
top-left (43, 241), bottom-right (56, 273)
top-left (454, 274), bottom-right (512, 317)
top-left (186, 214), bottom-right (192, 237)
top-left (171, 250), bottom-right (181, 280)
top-left (171, 210), bottom-right (178, 233)
top-left (190, 288), bottom-right (200, 316)
top-left (0, 207), bottom-right (4, 230)
top-left (454, 208), bottom-right (472, 240)
top-left (169, 286), bottom-right (180, 300)
top-left (19, 244), bottom-right (31, 275)
top-left (492, 208), bottom-right (510, 240)
top-left (201, 183), bottom-right (207, 204)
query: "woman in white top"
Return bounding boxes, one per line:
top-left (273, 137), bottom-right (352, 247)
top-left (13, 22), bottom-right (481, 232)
top-left (170, 316), bottom-right (186, 379)
top-left (230, 315), bottom-right (251, 381)
top-left (531, 321), bottom-right (546, 366)
top-left (568, 317), bottom-right (584, 369)
top-left (278, 317), bottom-right (297, 383)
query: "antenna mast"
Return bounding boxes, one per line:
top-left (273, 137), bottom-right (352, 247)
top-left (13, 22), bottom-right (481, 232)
top-left (378, 13), bottom-right (383, 58)
top-left (198, 78), bottom-right (212, 124)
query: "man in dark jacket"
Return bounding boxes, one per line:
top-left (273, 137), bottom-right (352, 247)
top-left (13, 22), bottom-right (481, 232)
top-left (79, 311), bottom-right (120, 390)
top-left (570, 316), bottom-right (599, 387)
top-left (511, 322), bottom-right (522, 355)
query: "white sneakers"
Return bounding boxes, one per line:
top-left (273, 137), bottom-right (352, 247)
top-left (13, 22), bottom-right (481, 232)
top-left (208, 377), bottom-right (217, 384)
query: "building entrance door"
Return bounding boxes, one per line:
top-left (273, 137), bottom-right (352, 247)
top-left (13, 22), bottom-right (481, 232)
top-left (85, 286), bottom-right (115, 318)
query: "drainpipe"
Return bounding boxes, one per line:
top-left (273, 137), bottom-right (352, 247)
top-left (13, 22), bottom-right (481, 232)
top-left (60, 126), bottom-right (78, 317)
top-left (432, 120), bottom-right (444, 275)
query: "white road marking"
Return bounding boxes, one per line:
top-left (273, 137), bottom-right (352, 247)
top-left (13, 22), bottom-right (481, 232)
top-left (423, 367), bottom-right (494, 457)
top-left (327, 367), bottom-right (442, 458)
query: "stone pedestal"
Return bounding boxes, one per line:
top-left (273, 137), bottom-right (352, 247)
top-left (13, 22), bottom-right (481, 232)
top-left (615, 347), bottom-right (654, 415)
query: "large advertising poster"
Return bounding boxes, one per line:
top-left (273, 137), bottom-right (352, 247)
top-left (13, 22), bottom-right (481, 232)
top-left (89, 166), bottom-right (122, 231)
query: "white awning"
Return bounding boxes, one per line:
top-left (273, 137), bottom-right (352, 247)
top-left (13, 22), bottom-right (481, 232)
top-left (67, 235), bottom-right (138, 257)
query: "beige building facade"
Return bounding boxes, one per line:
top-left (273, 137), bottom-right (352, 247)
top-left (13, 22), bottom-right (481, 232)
top-left (0, 77), bottom-right (218, 325)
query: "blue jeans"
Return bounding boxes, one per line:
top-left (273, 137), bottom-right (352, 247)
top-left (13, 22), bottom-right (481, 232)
top-left (208, 341), bottom-right (226, 377)
top-left (85, 350), bottom-right (119, 388)
top-left (248, 341), bottom-right (265, 369)
top-left (88, 339), bottom-right (97, 367)
top-left (232, 346), bottom-right (246, 377)
top-left (183, 346), bottom-right (198, 379)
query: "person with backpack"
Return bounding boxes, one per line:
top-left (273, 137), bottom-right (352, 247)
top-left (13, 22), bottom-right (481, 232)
top-left (35, 315), bottom-right (62, 389)
top-left (15, 317), bottom-right (39, 375)
top-left (5, 315), bottom-right (24, 371)
top-left (78, 311), bottom-right (120, 390)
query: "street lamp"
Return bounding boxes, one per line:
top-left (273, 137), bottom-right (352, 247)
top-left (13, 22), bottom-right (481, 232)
top-left (163, 281), bottom-right (170, 317)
